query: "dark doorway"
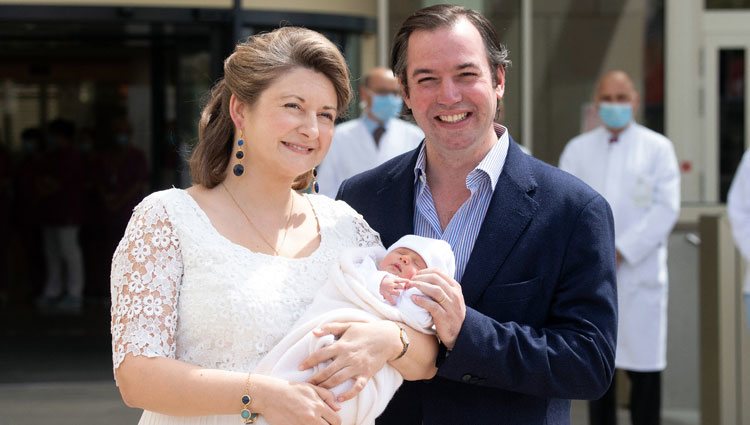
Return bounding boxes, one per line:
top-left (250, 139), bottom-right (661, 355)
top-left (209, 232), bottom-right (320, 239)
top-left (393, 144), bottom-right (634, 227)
top-left (0, 11), bottom-right (228, 383)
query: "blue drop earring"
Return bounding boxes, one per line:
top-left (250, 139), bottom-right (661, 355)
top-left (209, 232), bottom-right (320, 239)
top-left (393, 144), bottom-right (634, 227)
top-left (312, 167), bottom-right (319, 193)
top-left (233, 130), bottom-right (245, 177)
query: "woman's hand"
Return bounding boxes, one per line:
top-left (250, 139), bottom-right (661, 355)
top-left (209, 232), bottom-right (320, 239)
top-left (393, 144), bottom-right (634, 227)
top-left (257, 376), bottom-right (341, 425)
top-left (299, 321), bottom-right (401, 402)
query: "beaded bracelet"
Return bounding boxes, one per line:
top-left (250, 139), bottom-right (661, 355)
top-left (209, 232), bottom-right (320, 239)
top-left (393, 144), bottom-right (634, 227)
top-left (240, 373), bottom-right (259, 424)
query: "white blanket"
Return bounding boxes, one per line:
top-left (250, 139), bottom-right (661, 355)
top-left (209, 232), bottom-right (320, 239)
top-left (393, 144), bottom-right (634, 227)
top-left (253, 246), bottom-right (435, 425)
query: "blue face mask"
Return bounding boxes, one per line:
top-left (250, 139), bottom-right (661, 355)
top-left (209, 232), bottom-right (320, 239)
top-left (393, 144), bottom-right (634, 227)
top-left (598, 102), bottom-right (633, 129)
top-left (370, 94), bottom-right (403, 122)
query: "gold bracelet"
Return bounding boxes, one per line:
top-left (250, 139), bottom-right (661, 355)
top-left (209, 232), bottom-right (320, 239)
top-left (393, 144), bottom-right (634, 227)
top-left (240, 373), bottom-right (259, 424)
top-left (393, 325), bottom-right (410, 360)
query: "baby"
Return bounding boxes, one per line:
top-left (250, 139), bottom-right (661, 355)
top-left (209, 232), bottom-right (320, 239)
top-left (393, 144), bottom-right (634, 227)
top-left (254, 235), bottom-right (455, 425)
top-left (363, 235), bottom-right (456, 327)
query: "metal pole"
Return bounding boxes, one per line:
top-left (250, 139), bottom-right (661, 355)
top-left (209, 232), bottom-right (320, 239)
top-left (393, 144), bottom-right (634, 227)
top-left (521, 0), bottom-right (532, 154)
top-left (233, 0), bottom-right (242, 44)
top-left (377, 0), bottom-right (388, 67)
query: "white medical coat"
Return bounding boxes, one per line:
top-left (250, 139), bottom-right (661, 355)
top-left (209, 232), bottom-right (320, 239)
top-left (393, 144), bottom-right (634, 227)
top-left (728, 149), bottom-right (750, 296)
top-left (559, 123), bottom-right (680, 371)
top-left (317, 117), bottom-right (424, 198)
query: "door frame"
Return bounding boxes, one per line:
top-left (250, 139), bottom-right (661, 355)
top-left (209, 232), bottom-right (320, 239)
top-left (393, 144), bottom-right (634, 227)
top-left (702, 12), bottom-right (750, 203)
top-left (702, 12), bottom-right (750, 425)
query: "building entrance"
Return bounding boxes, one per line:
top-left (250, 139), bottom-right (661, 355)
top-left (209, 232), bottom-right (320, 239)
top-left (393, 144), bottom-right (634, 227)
top-left (703, 22), bottom-right (750, 203)
top-left (0, 18), bottom-right (224, 383)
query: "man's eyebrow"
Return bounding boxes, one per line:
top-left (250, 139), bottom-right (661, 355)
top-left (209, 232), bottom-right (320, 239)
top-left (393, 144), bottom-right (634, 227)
top-left (457, 62), bottom-right (480, 70)
top-left (411, 68), bottom-right (434, 78)
top-left (412, 62), bottom-right (480, 78)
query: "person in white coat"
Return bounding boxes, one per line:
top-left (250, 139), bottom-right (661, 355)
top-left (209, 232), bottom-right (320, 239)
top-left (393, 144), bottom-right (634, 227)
top-left (727, 149), bottom-right (750, 331)
top-left (559, 70), bottom-right (680, 425)
top-left (316, 67), bottom-right (424, 197)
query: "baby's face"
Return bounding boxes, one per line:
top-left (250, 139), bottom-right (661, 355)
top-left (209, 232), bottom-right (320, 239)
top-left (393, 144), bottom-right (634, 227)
top-left (378, 248), bottom-right (427, 279)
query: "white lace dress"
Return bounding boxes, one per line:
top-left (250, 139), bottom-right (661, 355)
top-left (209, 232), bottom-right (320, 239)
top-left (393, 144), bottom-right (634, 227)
top-left (110, 188), bottom-right (381, 424)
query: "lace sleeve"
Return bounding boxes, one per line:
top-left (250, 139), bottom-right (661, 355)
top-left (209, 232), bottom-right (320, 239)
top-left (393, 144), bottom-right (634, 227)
top-left (327, 197), bottom-right (382, 249)
top-left (352, 214), bottom-right (382, 248)
top-left (110, 197), bottom-right (183, 381)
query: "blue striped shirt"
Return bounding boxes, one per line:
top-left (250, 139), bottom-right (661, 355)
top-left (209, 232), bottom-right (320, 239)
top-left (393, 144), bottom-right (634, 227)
top-left (413, 126), bottom-right (509, 281)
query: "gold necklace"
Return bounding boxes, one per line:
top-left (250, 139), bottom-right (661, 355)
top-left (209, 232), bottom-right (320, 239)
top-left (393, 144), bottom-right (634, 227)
top-left (221, 182), bottom-right (295, 256)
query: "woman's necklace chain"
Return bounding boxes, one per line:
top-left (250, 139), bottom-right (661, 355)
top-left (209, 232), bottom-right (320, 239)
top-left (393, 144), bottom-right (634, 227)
top-left (221, 182), bottom-right (295, 256)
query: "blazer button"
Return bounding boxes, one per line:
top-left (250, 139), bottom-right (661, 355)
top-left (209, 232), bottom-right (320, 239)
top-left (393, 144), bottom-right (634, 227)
top-left (461, 374), bottom-right (473, 383)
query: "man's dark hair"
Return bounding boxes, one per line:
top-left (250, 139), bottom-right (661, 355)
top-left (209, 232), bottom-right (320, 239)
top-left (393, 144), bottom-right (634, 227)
top-left (390, 4), bottom-right (510, 97)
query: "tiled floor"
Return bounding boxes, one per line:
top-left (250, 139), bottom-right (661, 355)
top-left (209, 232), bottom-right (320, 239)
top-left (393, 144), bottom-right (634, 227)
top-left (0, 380), bottom-right (700, 425)
top-left (0, 302), bottom-right (702, 425)
top-left (569, 400), bottom-right (699, 425)
top-left (0, 381), bottom-right (141, 425)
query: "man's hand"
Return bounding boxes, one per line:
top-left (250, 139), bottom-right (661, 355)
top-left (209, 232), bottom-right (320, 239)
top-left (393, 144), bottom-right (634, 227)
top-left (405, 268), bottom-right (465, 349)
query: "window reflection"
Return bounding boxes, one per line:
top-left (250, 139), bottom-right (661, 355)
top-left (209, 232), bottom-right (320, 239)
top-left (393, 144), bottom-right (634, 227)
top-left (706, 0), bottom-right (750, 9)
top-left (719, 49), bottom-right (746, 202)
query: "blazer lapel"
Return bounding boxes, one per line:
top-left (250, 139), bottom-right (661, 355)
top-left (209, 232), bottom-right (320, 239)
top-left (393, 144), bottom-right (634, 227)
top-left (461, 140), bottom-right (539, 306)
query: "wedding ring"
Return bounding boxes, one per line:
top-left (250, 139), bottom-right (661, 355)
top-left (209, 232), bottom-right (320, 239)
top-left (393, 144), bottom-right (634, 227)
top-left (436, 295), bottom-right (447, 304)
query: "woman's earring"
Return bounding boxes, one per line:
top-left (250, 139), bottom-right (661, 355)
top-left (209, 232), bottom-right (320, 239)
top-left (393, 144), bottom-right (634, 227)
top-left (312, 168), bottom-right (319, 193)
top-left (233, 130), bottom-right (245, 177)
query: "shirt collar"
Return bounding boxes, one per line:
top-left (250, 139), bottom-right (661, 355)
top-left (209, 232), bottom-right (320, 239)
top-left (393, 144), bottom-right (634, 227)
top-left (361, 114), bottom-right (389, 134)
top-left (413, 123), bottom-right (509, 191)
top-left (605, 121), bottom-right (634, 143)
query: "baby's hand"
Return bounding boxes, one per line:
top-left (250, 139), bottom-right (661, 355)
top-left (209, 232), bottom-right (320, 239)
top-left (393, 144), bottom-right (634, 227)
top-left (379, 276), bottom-right (407, 305)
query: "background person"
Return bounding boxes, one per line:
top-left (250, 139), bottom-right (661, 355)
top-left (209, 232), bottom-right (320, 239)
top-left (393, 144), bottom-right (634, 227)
top-left (110, 26), bottom-right (437, 425)
top-left (11, 128), bottom-right (46, 302)
top-left (316, 67), bottom-right (423, 198)
top-left (560, 70), bottom-right (681, 425)
top-left (84, 116), bottom-right (148, 299)
top-left (35, 118), bottom-right (86, 314)
top-left (728, 149), bottom-right (750, 331)
top-left (338, 5), bottom-right (618, 424)
top-left (0, 137), bottom-right (9, 303)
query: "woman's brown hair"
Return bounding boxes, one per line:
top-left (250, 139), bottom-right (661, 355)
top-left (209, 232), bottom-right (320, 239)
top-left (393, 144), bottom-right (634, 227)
top-left (189, 27), bottom-right (352, 190)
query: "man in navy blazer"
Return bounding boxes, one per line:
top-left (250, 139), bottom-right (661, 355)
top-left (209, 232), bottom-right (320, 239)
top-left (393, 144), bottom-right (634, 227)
top-left (336, 5), bottom-right (617, 424)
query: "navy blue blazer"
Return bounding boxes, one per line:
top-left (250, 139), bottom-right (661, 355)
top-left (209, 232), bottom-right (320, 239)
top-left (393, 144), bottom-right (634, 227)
top-left (337, 139), bottom-right (618, 425)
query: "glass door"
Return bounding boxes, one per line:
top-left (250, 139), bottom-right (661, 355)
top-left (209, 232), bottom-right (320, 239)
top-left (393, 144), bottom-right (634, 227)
top-left (703, 33), bottom-right (750, 202)
top-left (0, 21), bottom-right (220, 384)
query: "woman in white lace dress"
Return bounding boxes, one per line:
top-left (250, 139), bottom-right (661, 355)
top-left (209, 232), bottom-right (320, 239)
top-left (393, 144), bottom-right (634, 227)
top-left (110, 27), bottom-right (438, 425)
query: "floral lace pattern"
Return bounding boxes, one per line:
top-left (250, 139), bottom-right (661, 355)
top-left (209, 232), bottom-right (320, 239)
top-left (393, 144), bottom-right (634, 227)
top-left (111, 189), bottom-right (381, 384)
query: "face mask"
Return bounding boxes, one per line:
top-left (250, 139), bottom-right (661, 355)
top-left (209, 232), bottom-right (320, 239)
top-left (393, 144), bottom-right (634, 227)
top-left (598, 102), bottom-right (632, 129)
top-left (370, 94), bottom-right (403, 122)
